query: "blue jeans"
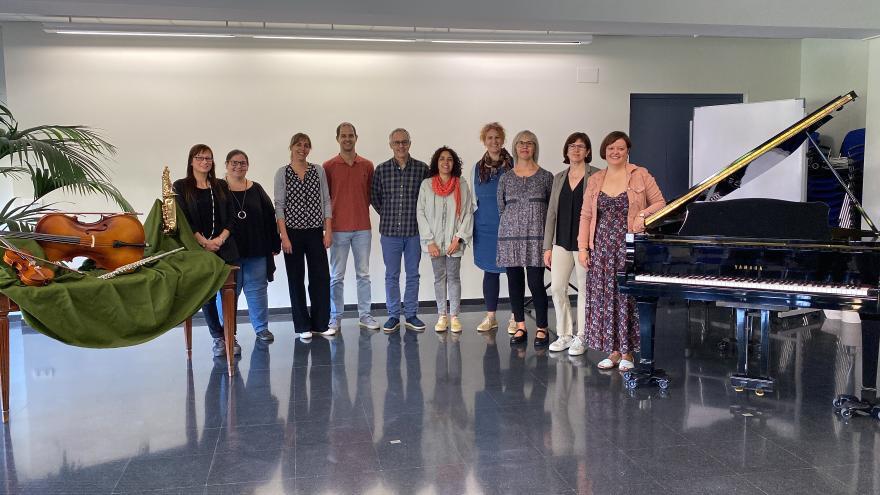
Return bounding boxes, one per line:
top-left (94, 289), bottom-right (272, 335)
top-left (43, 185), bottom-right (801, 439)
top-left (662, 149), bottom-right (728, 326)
top-left (235, 256), bottom-right (270, 333)
top-left (329, 230), bottom-right (373, 320)
top-left (380, 235), bottom-right (421, 319)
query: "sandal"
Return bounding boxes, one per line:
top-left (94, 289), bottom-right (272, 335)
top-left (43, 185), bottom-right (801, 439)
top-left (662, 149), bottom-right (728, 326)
top-left (597, 353), bottom-right (622, 370)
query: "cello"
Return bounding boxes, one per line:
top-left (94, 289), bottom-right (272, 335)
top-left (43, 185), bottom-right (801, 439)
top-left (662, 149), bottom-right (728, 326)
top-left (0, 213), bottom-right (147, 271)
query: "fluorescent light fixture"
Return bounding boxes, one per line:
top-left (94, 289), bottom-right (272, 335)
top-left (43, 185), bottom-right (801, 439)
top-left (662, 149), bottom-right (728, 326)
top-left (43, 22), bottom-right (592, 45)
top-left (50, 29), bottom-right (234, 38)
top-left (252, 35), bottom-right (415, 43)
top-left (429, 39), bottom-right (584, 45)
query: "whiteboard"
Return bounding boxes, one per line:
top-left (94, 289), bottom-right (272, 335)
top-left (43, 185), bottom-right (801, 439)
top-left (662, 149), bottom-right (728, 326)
top-left (691, 99), bottom-right (806, 201)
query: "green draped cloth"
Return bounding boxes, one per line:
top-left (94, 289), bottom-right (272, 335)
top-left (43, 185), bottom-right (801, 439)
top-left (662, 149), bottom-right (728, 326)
top-left (0, 201), bottom-right (230, 348)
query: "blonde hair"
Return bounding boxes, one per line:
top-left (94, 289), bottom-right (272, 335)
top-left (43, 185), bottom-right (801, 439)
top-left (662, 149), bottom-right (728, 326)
top-left (479, 122), bottom-right (505, 143)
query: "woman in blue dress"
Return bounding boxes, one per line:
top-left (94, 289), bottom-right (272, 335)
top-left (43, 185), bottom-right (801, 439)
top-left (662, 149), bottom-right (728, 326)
top-left (472, 122), bottom-right (515, 333)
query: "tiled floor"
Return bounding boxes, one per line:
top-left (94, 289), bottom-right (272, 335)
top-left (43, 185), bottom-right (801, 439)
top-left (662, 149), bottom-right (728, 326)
top-left (1, 301), bottom-right (879, 494)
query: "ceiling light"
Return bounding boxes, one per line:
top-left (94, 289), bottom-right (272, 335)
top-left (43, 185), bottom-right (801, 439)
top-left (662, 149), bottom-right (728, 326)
top-left (49, 29), bottom-right (234, 38)
top-left (252, 35), bottom-right (416, 43)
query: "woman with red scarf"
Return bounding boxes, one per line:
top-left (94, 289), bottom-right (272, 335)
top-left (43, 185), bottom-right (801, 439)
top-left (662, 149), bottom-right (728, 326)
top-left (417, 146), bottom-right (474, 333)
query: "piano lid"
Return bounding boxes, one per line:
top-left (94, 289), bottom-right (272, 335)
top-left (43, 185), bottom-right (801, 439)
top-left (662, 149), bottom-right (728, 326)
top-left (644, 91), bottom-right (858, 233)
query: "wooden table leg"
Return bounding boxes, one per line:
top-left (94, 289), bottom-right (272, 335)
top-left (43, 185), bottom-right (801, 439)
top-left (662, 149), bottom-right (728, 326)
top-left (0, 296), bottom-right (16, 423)
top-left (221, 269), bottom-right (237, 377)
top-left (183, 317), bottom-right (193, 359)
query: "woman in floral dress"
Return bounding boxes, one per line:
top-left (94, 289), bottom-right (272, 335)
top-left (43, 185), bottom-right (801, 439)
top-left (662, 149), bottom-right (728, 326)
top-left (577, 131), bottom-right (665, 371)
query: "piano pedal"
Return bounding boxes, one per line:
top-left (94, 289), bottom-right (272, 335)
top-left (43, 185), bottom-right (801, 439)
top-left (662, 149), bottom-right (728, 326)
top-left (730, 375), bottom-right (774, 396)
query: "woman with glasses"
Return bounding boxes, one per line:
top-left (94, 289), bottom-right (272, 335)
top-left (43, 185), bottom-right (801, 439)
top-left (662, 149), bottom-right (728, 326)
top-left (274, 133), bottom-right (334, 340)
top-left (578, 131), bottom-right (666, 371)
top-left (496, 130), bottom-right (554, 347)
top-left (173, 144), bottom-right (241, 358)
top-left (223, 149), bottom-right (281, 344)
top-left (472, 122), bottom-right (516, 334)
top-left (543, 133), bottom-right (600, 353)
top-left (417, 146), bottom-right (474, 333)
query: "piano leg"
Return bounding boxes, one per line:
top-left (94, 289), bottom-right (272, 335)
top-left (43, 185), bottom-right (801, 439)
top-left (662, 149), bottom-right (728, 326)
top-left (730, 309), bottom-right (774, 396)
top-left (623, 298), bottom-right (669, 391)
top-left (833, 317), bottom-right (880, 419)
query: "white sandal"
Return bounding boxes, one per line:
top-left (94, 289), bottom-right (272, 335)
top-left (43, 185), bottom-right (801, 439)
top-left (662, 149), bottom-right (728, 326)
top-left (618, 359), bottom-right (635, 372)
top-left (597, 358), bottom-right (618, 370)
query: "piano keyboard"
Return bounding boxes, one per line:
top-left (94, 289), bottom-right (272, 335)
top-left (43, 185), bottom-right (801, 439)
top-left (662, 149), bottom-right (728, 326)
top-left (634, 274), bottom-right (870, 297)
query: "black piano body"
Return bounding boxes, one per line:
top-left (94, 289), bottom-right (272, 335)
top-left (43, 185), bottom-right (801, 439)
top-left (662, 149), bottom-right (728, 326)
top-left (617, 91), bottom-right (880, 395)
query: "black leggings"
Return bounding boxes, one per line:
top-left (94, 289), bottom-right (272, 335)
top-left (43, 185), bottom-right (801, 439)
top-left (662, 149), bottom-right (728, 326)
top-left (506, 266), bottom-right (548, 328)
top-left (483, 272), bottom-right (500, 312)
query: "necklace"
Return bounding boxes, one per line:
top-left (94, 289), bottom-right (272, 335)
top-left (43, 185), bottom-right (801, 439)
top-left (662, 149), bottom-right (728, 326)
top-left (208, 186), bottom-right (216, 238)
top-left (229, 181), bottom-right (249, 220)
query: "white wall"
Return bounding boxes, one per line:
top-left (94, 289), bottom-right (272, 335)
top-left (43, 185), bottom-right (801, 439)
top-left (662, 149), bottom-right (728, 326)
top-left (2, 22), bottom-right (803, 310)
top-left (864, 39), bottom-right (880, 224)
top-left (800, 39), bottom-right (868, 151)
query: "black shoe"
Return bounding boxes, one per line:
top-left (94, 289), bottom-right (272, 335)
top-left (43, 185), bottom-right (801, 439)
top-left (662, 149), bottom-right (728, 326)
top-left (534, 329), bottom-right (550, 348)
top-left (510, 329), bottom-right (527, 345)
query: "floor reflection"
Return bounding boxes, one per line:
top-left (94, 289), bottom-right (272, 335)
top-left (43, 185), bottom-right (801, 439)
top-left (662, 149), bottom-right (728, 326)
top-left (1, 302), bottom-right (880, 493)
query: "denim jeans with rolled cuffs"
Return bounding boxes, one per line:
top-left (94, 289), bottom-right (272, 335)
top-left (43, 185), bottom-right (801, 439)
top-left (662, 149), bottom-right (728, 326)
top-left (329, 229), bottom-right (373, 320)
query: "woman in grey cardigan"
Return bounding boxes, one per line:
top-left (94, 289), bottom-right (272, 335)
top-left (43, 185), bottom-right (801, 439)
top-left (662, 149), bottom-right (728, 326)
top-left (417, 146), bottom-right (474, 333)
top-left (274, 132), bottom-right (334, 340)
top-left (543, 132), bottom-right (600, 353)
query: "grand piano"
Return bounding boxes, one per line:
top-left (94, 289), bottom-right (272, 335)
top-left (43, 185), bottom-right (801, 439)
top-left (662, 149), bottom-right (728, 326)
top-left (618, 91), bottom-right (880, 395)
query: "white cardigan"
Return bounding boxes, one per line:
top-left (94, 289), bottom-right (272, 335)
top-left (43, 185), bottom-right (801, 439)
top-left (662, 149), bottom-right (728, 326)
top-left (416, 178), bottom-right (474, 257)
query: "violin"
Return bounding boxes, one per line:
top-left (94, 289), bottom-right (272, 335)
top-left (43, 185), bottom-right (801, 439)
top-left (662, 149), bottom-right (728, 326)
top-left (0, 213), bottom-right (146, 271)
top-left (2, 248), bottom-right (54, 287)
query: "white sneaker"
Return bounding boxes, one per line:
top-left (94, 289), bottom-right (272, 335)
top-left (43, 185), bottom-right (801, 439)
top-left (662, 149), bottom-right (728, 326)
top-left (359, 314), bottom-right (380, 330)
top-left (320, 327), bottom-right (337, 336)
top-left (299, 331), bottom-right (313, 340)
top-left (568, 336), bottom-right (587, 356)
top-left (435, 315), bottom-right (449, 332)
top-left (549, 336), bottom-right (573, 352)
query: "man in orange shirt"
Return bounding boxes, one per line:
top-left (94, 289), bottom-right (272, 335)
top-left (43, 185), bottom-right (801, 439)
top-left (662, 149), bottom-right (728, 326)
top-left (323, 122), bottom-right (380, 331)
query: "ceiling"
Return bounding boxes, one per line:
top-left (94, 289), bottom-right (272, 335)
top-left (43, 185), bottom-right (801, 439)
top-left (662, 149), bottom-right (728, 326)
top-left (1, 0), bottom-right (879, 39)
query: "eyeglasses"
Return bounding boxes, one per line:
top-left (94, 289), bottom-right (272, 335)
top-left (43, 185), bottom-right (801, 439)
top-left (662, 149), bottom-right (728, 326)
top-left (230, 160), bottom-right (249, 169)
top-left (193, 156), bottom-right (214, 162)
top-left (391, 140), bottom-right (411, 146)
top-left (515, 141), bottom-right (536, 148)
top-left (567, 144), bottom-right (587, 150)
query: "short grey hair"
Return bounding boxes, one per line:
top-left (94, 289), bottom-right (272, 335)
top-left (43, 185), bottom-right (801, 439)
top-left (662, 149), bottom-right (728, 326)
top-left (512, 130), bottom-right (539, 163)
top-left (388, 128), bottom-right (411, 142)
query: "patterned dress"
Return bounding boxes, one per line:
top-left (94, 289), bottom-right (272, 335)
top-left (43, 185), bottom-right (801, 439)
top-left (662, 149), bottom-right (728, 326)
top-left (496, 168), bottom-right (554, 267)
top-left (584, 191), bottom-right (639, 353)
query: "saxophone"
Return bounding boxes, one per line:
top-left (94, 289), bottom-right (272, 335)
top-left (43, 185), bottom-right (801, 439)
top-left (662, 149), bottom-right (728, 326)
top-left (161, 166), bottom-right (177, 234)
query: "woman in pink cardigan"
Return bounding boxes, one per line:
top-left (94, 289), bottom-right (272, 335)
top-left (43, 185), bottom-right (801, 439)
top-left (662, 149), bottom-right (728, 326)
top-left (574, 131), bottom-right (666, 370)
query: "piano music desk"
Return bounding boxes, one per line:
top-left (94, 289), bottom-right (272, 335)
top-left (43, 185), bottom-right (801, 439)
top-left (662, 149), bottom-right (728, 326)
top-left (0, 268), bottom-right (238, 423)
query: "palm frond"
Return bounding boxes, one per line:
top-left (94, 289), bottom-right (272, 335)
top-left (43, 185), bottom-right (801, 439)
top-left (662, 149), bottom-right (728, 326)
top-left (0, 197), bottom-right (58, 232)
top-left (0, 102), bottom-right (130, 212)
top-left (30, 170), bottom-right (133, 211)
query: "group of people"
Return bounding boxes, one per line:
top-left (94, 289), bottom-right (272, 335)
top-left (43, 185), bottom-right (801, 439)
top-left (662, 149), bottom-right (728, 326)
top-left (174, 121), bottom-right (666, 371)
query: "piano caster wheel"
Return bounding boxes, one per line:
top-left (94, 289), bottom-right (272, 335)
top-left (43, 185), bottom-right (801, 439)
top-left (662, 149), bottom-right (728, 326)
top-left (754, 388), bottom-right (765, 397)
top-left (657, 378), bottom-right (670, 390)
top-left (734, 386), bottom-right (745, 393)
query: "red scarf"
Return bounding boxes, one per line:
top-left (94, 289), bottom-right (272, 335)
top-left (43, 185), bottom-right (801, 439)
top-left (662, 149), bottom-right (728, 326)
top-left (432, 175), bottom-right (461, 218)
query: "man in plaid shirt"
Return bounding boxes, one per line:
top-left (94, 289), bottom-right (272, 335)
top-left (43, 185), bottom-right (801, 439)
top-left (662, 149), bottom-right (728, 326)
top-left (371, 128), bottom-right (429, 333)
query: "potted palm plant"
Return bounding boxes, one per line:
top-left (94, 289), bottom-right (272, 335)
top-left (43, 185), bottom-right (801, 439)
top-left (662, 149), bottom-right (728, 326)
top-left (0, 102), bottom-right (133, 231)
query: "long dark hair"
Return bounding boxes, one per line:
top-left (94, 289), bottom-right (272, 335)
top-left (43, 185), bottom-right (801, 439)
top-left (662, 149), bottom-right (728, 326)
top-left (428, 146), bottom-right (463, 178)
top-left (181, 143), bottom-right (225, 204)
